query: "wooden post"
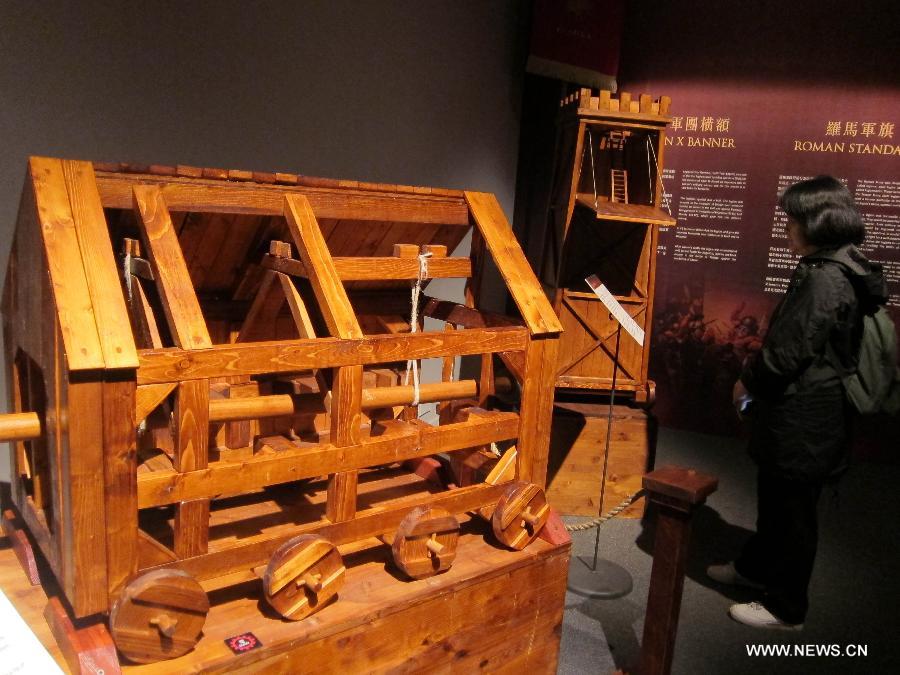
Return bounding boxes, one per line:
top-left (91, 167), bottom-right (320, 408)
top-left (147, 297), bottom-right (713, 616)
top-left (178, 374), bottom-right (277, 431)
top-left (638, 466), bottom-right (717, 675)
top-left (284, 194), bottom-right (364, 523)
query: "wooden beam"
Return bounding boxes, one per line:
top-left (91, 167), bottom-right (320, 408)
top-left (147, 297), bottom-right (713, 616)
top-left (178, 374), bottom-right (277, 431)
top-left (262, 254), bottom-right (471, 281)
top-left (136, 327), bottom-right (528, 384)
top-left (235, 270), bottom-right (284, 343)
top-left (136, 412), bottom-right (519, 508)
top-left (277, 271), bottom-right (330, 402)
top-left (133, 185), bottom-right (212, 349)
top-left (516, 336), bottom-right (559, 488)
top-left (284, 194), bottom-right (362, 340)
top-left (65, 375), bottom-right (110, 616)
top-left (28, 157), bottom-right (105, 371)
top-left (422, 298), bottom-right (520, 328)
top-left (102, 375), bottom-right (138, 601)
top-left (135, 382), bottom-right (177, 425)
top-left (62, 160), bottom-right (139, 369)
top-left (284, 193), bottom-right (363, 522)
top-left (464, 191), bottom-right (562, 336)
top-left (95, 174), bottom-right (470, 225)
top-left (173, 380), bottom-right (210, 558)
top-left (326, 365), bottom-right (362, 522)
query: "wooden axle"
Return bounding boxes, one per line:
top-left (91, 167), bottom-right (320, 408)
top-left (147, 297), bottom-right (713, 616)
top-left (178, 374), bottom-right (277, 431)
top-left (0, 379), bottom-right (484, 442)
top-left (209, 378), bottom-right (479, 421)
top-left (0, 412), bottom-right (41, 442)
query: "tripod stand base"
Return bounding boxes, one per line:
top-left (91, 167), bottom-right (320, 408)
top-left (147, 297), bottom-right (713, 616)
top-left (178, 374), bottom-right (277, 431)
top-left (567, 555), bottom-right (633, 599)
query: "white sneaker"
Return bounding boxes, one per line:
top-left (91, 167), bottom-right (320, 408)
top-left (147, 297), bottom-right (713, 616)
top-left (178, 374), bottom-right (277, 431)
top-left (729, 602), bottom-right (803, 631)
top-left (707, 562), bottom-right (765, 590)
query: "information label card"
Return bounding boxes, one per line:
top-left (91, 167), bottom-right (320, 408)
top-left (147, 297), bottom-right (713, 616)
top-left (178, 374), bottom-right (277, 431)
top-left (585, 275), bottom-right (645, 346)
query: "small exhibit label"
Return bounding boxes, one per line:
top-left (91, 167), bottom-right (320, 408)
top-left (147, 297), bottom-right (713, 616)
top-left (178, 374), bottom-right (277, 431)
top-left (225, 632), bottom-right (263, 654)
top-left (585, 275), bottom-right (645, 346)
top-left (0, 589), bottom-right (63, 674)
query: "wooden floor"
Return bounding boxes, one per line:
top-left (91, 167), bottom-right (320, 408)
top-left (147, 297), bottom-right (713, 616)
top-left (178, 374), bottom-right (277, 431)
top-left (1, 515), bottom-right (570, 673)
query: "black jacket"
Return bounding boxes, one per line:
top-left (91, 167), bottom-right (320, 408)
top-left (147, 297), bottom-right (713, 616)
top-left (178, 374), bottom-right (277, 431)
top-left (740, 244), bottom-right (888, 480)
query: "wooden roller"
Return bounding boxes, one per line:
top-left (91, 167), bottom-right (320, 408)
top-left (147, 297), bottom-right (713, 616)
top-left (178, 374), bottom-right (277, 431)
top-left (109, 569), bottom-right (209, 664)
top-left (390, 505), bottom-right (460, 579)
top-left (0, 378), bottom-right (486, 440)
top-left (263, 534), bottom-right (345, 621)
top-left (209, 379), bottom-right (479, 422)
top-left (0, 412), bottom-right (41, 443)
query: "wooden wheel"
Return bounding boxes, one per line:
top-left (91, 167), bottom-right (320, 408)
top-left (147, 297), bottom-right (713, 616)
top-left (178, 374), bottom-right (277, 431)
top-left (492, 481), bottom-right (550, 550)
top-left (391, 505), bottom-right (460, 579)
top-left (109, 569), bottom-right (209, 664)
top-left (263, 534), bottom-right (345, 621)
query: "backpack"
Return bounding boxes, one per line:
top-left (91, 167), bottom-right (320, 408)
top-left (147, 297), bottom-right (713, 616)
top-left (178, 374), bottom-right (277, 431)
top-left (834, 305), bottom-right (900, 416)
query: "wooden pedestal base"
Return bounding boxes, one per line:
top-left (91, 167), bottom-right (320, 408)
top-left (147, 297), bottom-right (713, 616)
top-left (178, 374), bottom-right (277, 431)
top-left (0, 516), bottom-right (570, 673)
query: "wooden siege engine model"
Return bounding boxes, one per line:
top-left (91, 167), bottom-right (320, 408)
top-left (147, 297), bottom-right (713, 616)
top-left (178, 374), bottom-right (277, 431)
top-left (531, 88), bottom-right (675, 403)
top-left (0, 157), bottom-right (562, 664)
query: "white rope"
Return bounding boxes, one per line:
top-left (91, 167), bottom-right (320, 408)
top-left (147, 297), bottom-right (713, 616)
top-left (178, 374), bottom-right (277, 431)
top-left (647, 137), bottom-right (672, 215)
top-left (404, 251), bottom-right (432, 407)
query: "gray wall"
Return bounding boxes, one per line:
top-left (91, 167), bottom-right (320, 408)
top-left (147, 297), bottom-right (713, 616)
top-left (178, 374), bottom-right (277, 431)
top-left (0, 1), bottom-right (527, 479)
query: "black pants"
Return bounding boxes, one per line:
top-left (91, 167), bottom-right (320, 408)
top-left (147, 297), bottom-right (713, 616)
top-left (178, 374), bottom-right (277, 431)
top-left (735, 469), bottom-right (823, 624)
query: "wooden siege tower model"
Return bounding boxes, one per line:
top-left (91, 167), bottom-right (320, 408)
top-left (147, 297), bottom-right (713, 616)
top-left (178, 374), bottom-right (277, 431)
top-left (0, 157), bottom-right (562, 665)
top-left (532, 88), bottom-right (675, 404)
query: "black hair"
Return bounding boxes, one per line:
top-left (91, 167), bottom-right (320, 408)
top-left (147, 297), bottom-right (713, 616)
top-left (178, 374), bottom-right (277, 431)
top-left (779, 175), bottom-right (866, 247)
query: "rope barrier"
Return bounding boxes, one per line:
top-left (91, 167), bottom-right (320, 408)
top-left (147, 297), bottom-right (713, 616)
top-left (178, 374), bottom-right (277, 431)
top-left (564, 491), bottom-right (644, 532)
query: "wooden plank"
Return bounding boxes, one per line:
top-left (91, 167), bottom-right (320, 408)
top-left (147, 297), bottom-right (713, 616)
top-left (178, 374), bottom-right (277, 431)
top-left (277, 270), bottom-right (335, 405)
top-left (326, 365), bottom-right (363, 522)
top-left (136, 327), bottom-right (528, 384)
top-left (262, 254), bottom-right (471, 280)
top-left (464, 191), bottom-right (562, 336)
top-left (516, 336), bottom-right (559, 488)
top-left (135, 382), bottom-right (177, 425)
top-left (28, 157), bottom-right (105, 370)
top-left (147, 482), bottom-right (510, 582)
top-left (422, 298), bottom-right (520, 328)
top-left (284, 193), bottom-right (364, 522)
top-left (283, 194), bottom-right (362, 339)
top-left (129, 275), bottom-right (164, 350)
top-left (133, 185), bottom-right (212, 349)
top-left (66, 375), bottom-right (110, 616)
top-left (575, 194), bottom-right (676, 226)
top-left (137, 412), bottom-right (518, 507)
top-left (96, 175), bottom-right (470, 225)
top-left (43, 597), bottom-right (122, 675)
top-left (235, 270), bottom-right (284, 343)
top-left (62, 159), bottom-right (139, 369)
top-left (173, 380), bottom-right (210, 558)
top-left (277, 273), bottom-right (317, 339)
top-left (102, 376), bottom-right (139, 600)
top-left (1, 509), bottom-right (41, 584)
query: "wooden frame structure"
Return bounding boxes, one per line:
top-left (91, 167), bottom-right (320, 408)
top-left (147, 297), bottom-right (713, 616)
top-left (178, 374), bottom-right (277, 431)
top-left (531, 88), bottom-right (675, 403)
top-left (0, 157), bottom-right (562, 664)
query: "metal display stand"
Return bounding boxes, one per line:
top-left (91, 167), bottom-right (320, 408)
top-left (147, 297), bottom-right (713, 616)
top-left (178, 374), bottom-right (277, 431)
top-left (567, 277), bottom-right (644, 599)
